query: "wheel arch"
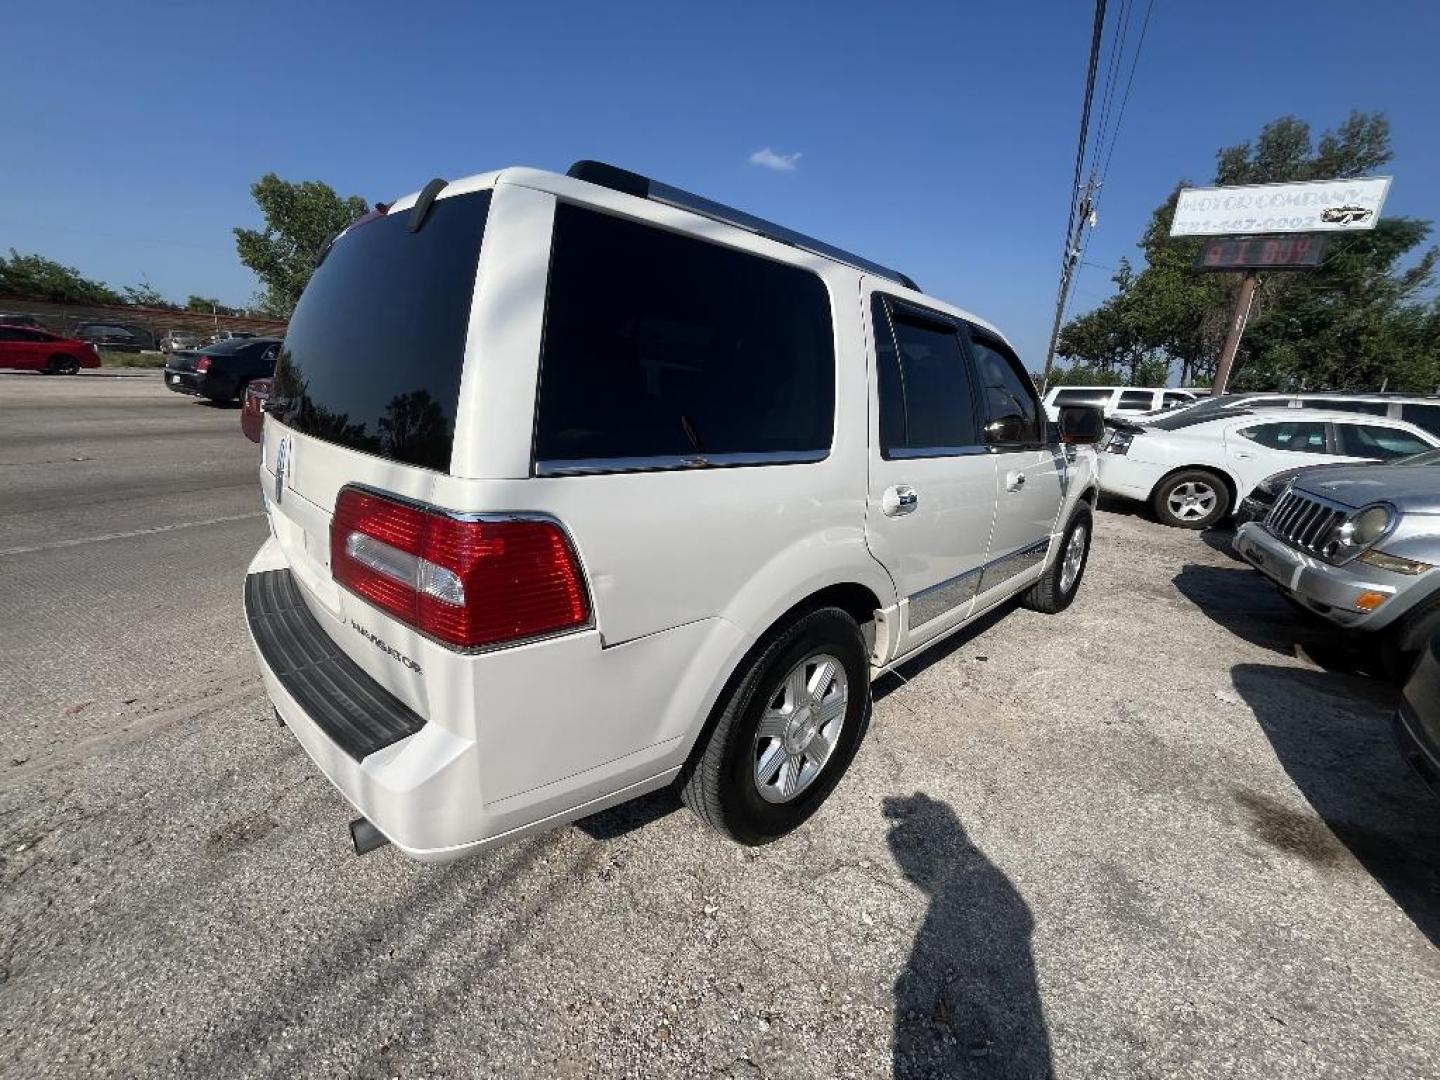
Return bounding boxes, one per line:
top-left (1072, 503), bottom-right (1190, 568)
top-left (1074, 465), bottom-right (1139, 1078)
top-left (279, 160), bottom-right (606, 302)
top-left (676, 575), bottom-right (890, 782)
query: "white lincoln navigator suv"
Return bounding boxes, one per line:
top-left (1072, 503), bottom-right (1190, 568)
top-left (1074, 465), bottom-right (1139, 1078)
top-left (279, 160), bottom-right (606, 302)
top-left (244, 162), bottom-right (1102, 860)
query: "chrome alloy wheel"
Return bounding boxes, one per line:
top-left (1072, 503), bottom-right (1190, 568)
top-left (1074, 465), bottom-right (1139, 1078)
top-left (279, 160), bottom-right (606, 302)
top-left (1059, 523), bottom-right (1088, 593)
top-left (753, 652), bottom-right (848, 804)
top-left (1167, 480), bottom-right (1217, 522)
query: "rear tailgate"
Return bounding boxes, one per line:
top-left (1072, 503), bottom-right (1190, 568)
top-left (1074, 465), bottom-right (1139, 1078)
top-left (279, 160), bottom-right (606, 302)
top-left (258, 187), bottom-right (493, 718)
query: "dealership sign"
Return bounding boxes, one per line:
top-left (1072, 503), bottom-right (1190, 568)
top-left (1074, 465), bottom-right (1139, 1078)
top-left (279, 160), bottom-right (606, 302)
top-left (1170, 176), bottom-right (1391, 236)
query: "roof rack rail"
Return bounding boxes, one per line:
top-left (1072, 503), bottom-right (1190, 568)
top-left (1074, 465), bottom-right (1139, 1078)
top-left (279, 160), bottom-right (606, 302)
top-left (566, 160), bottom-right (920, 292)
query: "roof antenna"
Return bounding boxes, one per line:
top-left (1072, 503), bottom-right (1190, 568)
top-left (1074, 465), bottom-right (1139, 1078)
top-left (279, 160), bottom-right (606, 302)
top-left (408, 178), bottom-right (448, 233)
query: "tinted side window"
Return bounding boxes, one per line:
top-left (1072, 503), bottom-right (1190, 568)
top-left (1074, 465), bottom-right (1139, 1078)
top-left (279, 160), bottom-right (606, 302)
top-left (876, 301), bottom-right (978, 452)
top-left (970, 331), bottom-right (1042, 444)
top-left (1303, 398), bottom-right (1386, 416)
top-left (1162, 392), bottom-right (1191, 408)
top-left (1118, 390), bottom-right (1154, 410)
top-left (1238, 421), bottom-right (1326, 452)
top-left (0, 328), bottom-right (20, 341)
top-left (1401, 404), bottom-right (1440, 437)
top-left (536, 205), bottom-right (834, 467)
top-left (1053, 388), bottom-right (1111, 408)
top-left (1335, 423), bottom-right (1432, 460)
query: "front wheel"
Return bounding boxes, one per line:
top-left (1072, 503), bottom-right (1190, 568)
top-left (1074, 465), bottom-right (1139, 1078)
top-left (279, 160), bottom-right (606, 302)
top-left (1151, 469), bottom-right (1231, 529)
top-left (1021, 504), bottom-right (1092, 614)
top-left (681, 606), bottom-right (871, 844)
top-left (47, 354), bottom-right (81, 376)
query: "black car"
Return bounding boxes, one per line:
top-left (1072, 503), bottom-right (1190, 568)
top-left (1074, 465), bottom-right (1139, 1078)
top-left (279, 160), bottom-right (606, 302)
top-left (165, 337), bottom-right (282, 403)
top-left (1394, 630), bottom-right (1440, 797)
top-left (74, 321), bottom-right (155, 353)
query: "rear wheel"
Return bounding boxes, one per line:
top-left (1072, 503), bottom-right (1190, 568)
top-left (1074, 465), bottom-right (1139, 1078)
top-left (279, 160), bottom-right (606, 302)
top-left (1151, 469), bottom-right (1231, 529)
top-left (681, 606), bottom-right (870, 844)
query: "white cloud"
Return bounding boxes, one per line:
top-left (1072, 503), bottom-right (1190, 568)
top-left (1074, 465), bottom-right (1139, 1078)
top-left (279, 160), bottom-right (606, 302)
top-left (748, 147), bottom-right (801, 172)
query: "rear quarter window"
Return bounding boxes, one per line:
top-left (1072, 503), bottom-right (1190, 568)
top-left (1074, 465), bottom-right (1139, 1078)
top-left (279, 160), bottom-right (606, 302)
top-left (534, 204), bottom-right (835, 470)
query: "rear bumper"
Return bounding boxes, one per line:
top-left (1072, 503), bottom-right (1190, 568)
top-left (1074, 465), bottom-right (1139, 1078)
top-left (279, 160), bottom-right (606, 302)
top-left (1233, 522), bottom-right (1400, 629)
top-left (164, 368), bottom-right (230, 398)
top-left (243, 537), bottom-right (744, 861)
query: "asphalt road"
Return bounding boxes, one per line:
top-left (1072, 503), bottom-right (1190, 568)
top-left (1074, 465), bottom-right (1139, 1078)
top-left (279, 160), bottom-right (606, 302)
top-left (2, 373), bottom-right (1437, 1079)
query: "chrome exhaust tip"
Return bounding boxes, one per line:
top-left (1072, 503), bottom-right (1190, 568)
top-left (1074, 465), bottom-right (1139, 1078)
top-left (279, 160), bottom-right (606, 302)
top-left (348, 816), bottom-right (391, 856)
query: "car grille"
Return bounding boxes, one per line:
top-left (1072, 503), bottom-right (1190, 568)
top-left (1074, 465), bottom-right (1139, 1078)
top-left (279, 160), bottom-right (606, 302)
top-left (1265, 489), bottom-right (1347, 556)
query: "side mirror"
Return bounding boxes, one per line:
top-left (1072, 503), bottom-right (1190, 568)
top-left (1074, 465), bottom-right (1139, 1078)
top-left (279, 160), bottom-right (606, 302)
top-left (985, 414), bottom-right (1028, 445)
top-left (1058, 405), bottom-right (1105, 445)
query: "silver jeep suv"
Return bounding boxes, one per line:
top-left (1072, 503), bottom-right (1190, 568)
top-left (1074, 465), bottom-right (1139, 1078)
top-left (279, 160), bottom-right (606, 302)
top-left (1234, 455), bottom-right (1440, 675)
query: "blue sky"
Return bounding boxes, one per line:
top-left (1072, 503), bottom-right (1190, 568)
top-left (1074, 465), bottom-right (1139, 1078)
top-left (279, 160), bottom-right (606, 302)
top-left (3, 0), bottom-right (1437, 363)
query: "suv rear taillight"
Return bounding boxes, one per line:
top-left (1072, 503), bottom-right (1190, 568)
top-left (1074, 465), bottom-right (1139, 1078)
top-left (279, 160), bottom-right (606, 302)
top-left (330, 487), bottom-right (590, 650)
top-left (196, 357), bottom-right (211, 373)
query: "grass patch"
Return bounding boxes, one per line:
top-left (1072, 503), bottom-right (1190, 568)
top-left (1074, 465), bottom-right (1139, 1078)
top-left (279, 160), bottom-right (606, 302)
top-left (100, 350), bottom-right (167, 368)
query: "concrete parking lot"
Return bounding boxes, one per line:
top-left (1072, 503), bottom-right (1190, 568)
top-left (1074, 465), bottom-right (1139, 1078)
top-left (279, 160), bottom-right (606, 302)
top-left (2, 373), bottom-right (1437, 1079)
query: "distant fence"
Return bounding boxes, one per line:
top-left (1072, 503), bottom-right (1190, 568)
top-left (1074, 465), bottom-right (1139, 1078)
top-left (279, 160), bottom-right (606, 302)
top-left (0, 295), bottom-right (287, 347)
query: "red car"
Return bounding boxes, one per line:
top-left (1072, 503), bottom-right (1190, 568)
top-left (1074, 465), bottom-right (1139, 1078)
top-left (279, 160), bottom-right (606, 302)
top-left (0, 325), bottom-right (101, 374)
top-left (241, 377), bottom-right (273, 443)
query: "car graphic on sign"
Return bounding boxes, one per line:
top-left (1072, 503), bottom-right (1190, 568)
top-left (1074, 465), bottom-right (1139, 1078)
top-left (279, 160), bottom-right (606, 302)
top-left (1321, 205), bottom-right (1373, 226)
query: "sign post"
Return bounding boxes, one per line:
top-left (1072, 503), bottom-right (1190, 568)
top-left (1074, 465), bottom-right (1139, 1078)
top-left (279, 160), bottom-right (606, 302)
top-left (1169, 176), bottom-right (1390, 395)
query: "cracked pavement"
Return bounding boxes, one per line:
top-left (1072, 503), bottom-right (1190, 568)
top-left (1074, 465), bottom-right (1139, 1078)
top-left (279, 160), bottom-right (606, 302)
top-left (2, 374), bottom-right (1438, 1078)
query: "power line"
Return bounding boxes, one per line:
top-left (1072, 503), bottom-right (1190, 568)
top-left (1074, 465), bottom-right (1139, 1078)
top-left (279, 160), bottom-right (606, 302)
top-left (1045, 0), bottom-right (1159, 363)
top-left (1098, 0), bottom-right (1156, 188)
top-left (1041, 0), bottom-right (1110, 389)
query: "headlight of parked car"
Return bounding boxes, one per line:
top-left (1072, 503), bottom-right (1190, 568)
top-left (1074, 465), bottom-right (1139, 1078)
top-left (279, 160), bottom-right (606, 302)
top-left (1322, 502), bottom-right (1396, 560)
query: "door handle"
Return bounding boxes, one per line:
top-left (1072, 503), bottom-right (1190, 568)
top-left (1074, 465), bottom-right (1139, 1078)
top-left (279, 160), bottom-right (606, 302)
top-left (882, 485), bottom-right (919, 517)
top-left (1006, 471), bottom-right (1027, 492)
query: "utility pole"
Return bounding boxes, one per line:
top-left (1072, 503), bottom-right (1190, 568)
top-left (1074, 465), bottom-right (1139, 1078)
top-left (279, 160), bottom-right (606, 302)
top-left (1209, 270), bottom-right (1258, 396)
top-left (1040, 179), bottom-right (1098, 393)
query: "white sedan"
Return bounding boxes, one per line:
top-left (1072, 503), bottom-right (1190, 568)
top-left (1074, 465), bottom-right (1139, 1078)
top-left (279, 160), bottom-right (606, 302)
top-left (1097, 408), bottom-right (1440, 528)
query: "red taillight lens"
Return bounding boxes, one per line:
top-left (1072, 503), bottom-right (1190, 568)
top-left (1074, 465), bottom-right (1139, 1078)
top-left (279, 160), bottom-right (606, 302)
top-left (196, 357), bottom-right (211, 373)
top-left (330, 488), bottom-right (590, 650)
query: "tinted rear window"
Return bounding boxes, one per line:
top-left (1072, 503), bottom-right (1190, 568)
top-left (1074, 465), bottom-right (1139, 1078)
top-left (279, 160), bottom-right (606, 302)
top-left (271, 191), bottom-right (491, 471)
top-left (1053, 388), bottom-right (1111, 407)
top-left (534, 203), bottom-right (834, 469)
top-left (876, 300), bottom-right (979, 452)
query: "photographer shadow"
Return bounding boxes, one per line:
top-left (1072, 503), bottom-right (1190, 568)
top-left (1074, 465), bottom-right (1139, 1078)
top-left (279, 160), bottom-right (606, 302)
top-left (886, 793), bottom-right (1053, 1079)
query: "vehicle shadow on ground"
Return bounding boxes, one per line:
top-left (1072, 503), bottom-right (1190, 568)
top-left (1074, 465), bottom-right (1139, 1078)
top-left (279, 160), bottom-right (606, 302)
top-left (885, 793), bottom-right (1053, 1079)
top-left (1199, 525), bottom-right (1246, 563)
top-left (1231, 663), bottom-right (1440, 947)
top-left (1172, 562), bottom-right (1379, 675)
top-left (573, 787), bottom-right (683, 840)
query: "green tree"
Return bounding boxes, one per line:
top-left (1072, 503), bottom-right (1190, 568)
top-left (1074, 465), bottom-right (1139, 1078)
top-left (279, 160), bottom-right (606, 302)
top-left (185, 294), bottom-right (241, 316)
top-left (234, 174), bottom-right (369, 318)
top-left (122, 279), bottom-right (173, 308)
top-left (0, 249), bottom-right (123, 304)
top-left (1058, 111), bottom-right (1439, 392)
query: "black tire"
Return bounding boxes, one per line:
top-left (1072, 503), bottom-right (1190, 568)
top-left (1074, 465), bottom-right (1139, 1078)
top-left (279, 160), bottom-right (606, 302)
top-left (232, 377), bottom-right (251, 404)
top-left (47, 354), bottom-right (81, 376)
top-left (1021, 504), bottom-right (1093, 614)
top-left (1151, 469), bottom-right (1231, 529)
top-left (681, 606), bottom-right (871, 844)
